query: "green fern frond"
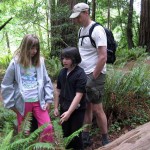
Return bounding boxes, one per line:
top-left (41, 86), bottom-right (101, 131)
top-left (20, 112), bottom-right (32, 136)
top-left (0, 130), bottom-right (13, 149)
top-left (52, 118), bottom-right (65, 149)
top-left (8, 124), bottom-right (48, 150)
top-left (25, 142), bottom-right (55, 150)
top-left (27, 123), bottom-right (48, 143)
top-left (64, 125), bottom-right (86, 148)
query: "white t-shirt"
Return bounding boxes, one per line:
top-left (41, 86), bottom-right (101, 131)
top-left (20, 65), bottom-right (38, 102)
top-left (78, 21), bottom-right (107, 74)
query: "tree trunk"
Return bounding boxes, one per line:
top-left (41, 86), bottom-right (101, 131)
top-left (116, 0), bottom-right (124, 33)
top-left (139, 0), bottom-right (150, 52)
top-left (97, 122), bottom-right (150, 150)
top-left (127, 0), bottom-right (134, 49)
top-left (5, 32), bottom-right (11, 53)
top-left (46, 0), bottom-right (51, 53)
top-left (50, 0), bottom-right (82, 57)
top-left (107, 0), bottom-right (110, 29)
top-left (92, 0), bottom-right (96, 21)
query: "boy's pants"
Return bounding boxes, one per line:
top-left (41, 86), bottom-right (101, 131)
top-left (17, 101), bottom-right (53, 142)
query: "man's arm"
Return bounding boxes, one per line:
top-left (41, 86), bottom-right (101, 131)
top-left (93, 46), bottom-right (107, 79)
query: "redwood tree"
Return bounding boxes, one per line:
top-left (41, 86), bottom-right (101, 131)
top-left (139, 0), bottom-right (150, 52)
top-left (127, 0), bottom-right (134, 49)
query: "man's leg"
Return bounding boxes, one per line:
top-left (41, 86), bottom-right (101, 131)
top-left (93, 103), bottom-right (109, 145)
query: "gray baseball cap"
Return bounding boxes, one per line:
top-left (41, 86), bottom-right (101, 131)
top-left (69, 3), bottom-right (89, 19)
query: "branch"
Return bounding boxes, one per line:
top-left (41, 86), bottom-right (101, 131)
top-left (0, 17), bottom-right (13, 31)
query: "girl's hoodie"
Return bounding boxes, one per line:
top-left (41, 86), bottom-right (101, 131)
top-left (1, 57), bottom-right (54, 116)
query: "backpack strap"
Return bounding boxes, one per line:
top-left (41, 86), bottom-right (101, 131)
top-left (78, 27), bottom-right (90, 46)
top-left (89, 22), bottom-right (101, 48)
top-left (78, 22), bottom-right (101, 47)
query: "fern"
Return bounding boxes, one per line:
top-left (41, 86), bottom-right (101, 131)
top-left (0, 130), bottom-right (13, 150)
top-left (19, 112), bottom-right (32, 137)
top-left (52, 118), bottom-right (65, 149)
top-left (25, 142), bottom-right (55, 150)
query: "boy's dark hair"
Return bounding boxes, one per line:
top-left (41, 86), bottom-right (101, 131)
top-left (61, 47), bottom-right (81, 65)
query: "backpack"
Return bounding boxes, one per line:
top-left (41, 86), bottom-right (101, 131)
top-left (78, 22), bottom-right (117, 64)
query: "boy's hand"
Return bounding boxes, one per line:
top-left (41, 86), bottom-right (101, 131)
top-left (60, 111), bottom-right (71, 124)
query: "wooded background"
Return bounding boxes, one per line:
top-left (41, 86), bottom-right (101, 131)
top-left (0, 0), bottom-right (150, 58)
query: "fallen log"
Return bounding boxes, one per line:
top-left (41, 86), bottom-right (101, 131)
top-left (96, 122), bottom-right (150, 150)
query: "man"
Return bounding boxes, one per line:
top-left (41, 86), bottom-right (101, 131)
top-left (69, 2), bottom-right (109, 147)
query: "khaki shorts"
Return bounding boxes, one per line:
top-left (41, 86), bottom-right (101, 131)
top-left (86, 73), bottom-right (106, 104)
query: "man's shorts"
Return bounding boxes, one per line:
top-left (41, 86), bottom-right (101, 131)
top-left (86, 73), bottom-right (106, 104)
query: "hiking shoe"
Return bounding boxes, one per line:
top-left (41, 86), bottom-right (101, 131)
top-left (102, 138), bottom-right (110, 146)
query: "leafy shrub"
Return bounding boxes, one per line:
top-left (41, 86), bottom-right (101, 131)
top-left (45, 56), bottom-right (62, 81)
top-left (115, 47), bottom-right (148, 65)
top-left (104, 63), bottom-right (150, 132)
top-left (0, 53), bottom-right (12, 69)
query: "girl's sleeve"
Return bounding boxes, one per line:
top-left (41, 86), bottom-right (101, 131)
top-left (43, 61), bottom-right (54, 103)
top-left (1, 60), bottom-right (15, 109)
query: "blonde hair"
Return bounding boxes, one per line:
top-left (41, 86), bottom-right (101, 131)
top-left (14, 34), bottom-right (40, 67)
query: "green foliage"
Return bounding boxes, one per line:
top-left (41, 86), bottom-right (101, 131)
top-left (0, 111), bottom-right (55, 150)
top-left (104, 62), bottom-right (150, 133)
top-left (64, 127), bottom-right (85, 148)
top-left (0, 106), bottom-right (16, 135)
top-left (0, 107), bottom-right (85, 149)
top-left (45, 56), bottom-right (62, 81)
top-left (115, 47), bottom-right (148, 65)
top-left (52, 118), bottom-right (65, 149)
top-left (0, 130), bottom-right (14, 150)
top-left (0, 53), bottom-right (12, 69)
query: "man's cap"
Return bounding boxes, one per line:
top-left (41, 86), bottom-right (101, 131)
top-left (69, 3), bottom-right (89, 19)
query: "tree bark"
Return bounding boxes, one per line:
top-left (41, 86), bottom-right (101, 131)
top-left (92, 0), bottom-right (96, 21)
top-left (5, 32), bottom-right (10, 53)
top-left (97, 122), bottom-right (150, 150)
top-left (107, 0), bottom-right (110, 29)
top-left (127, 0), bottom-right (134, 49)
top-left (139, 0), bottom-right (150, 52)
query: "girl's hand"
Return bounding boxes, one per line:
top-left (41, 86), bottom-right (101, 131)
top-left (54, 108), bottom-right (59, 117)
top-left (60, 111), bottom-right (71, 124)
top-left (43, 103), bottom-right (50, 111)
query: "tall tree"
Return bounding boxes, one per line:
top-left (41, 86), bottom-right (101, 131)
top-left (107, 0), bottom-right (110, 29)
top-left (91, 0), bottom-right (96, 21)
top-left (127, 0), bottom-right (134, 49)
top-left (50, 0), bottom-right (82, 57)
top-left (139, 0), bottom-right (150, 52)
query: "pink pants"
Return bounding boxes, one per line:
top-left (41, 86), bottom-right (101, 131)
top-left (17, 101), bottom-right (53, 142)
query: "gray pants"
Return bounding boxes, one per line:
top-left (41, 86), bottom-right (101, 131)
top-left (86, 73), bottom-right (106, 104)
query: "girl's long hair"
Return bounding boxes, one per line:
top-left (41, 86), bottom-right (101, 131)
top-left (14, 34), bottom-right (40, 67)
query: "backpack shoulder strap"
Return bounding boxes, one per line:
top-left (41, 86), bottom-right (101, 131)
top-left (78, 27), bottom-right (91, 46)
top-left (89, 22), bottom-right (101, 48)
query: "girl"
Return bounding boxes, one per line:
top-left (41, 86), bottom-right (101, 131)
top-left (54, 47), bottom-right (87, 149)
top-left (1, 34), bottom-right (54, 142)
